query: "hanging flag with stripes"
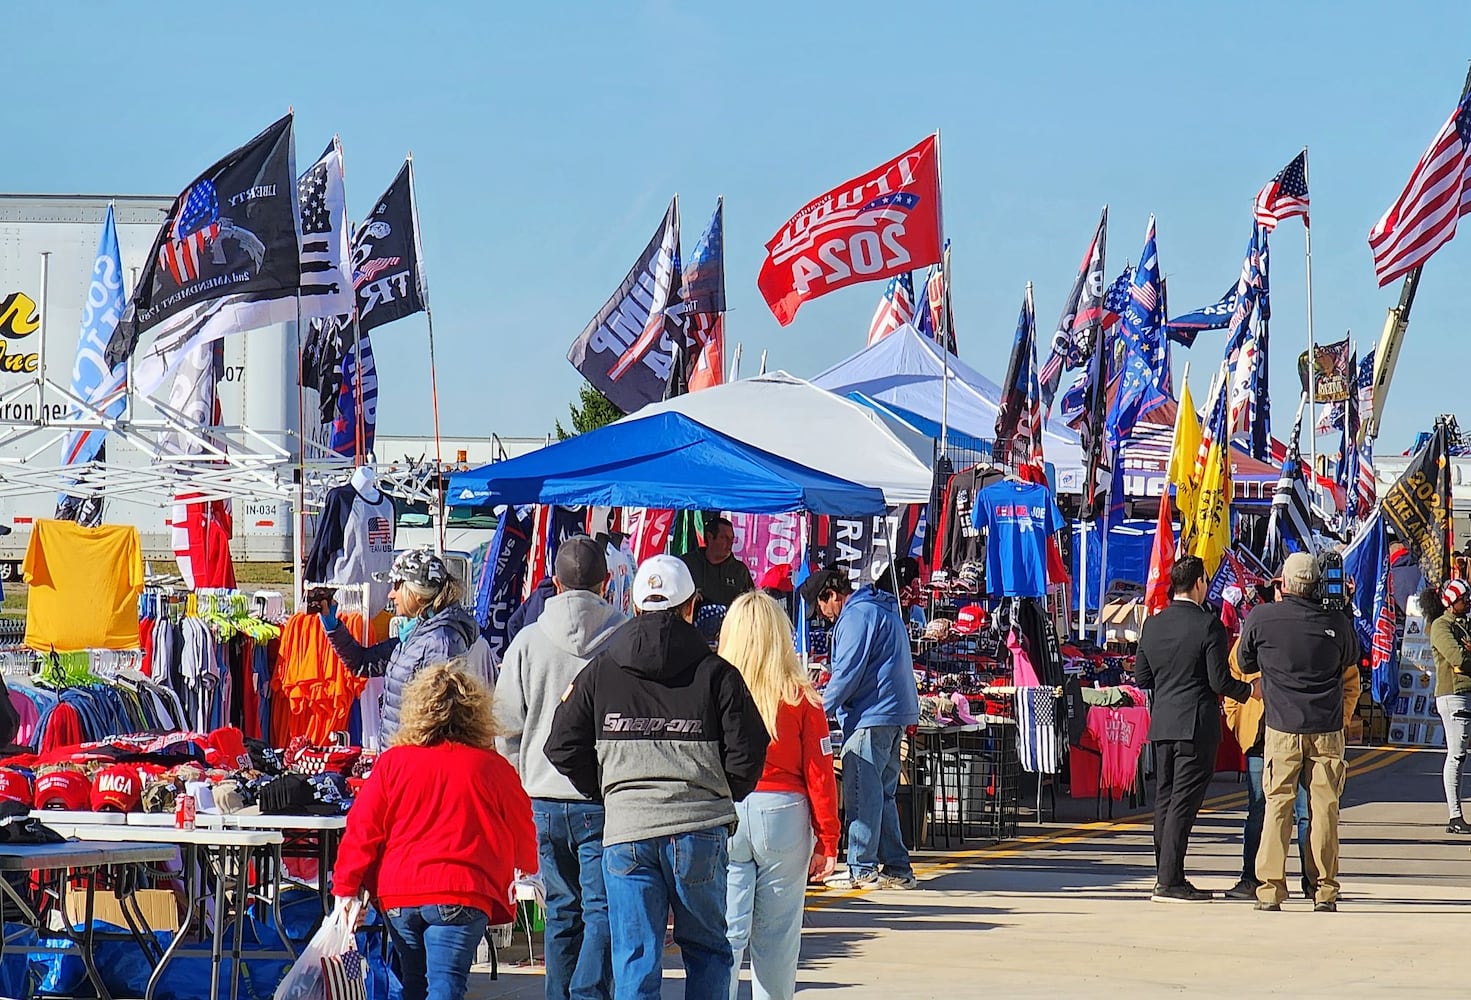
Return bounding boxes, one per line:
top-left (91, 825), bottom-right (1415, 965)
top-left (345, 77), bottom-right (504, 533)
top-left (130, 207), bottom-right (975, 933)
top-left (994, 286), bottom-right (1042, 468)
top-left (1040, 207), bottom-right (1108, 414)
top-left (866, 272), bottom-right (915, 346)
top-left (1254, 151), bottom-right (1310, 230)
top-left (1369, 90), bottom-right (1471, 286)
top-left (1264, 401), bottom-right (1316, 570)
top-left (1014, 687), bottom-right (1063, 774)
top-left (295, 138), bottom-right (354, 321)
top-left (1105, 218), bottom-right (1170, 453)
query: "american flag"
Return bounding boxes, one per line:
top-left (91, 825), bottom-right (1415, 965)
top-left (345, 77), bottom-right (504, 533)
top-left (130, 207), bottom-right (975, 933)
top-left (1369, 91), bottom-right (1471, 286)
top-left (1254, 151), bottom-right (1310, 230)
top-left (866, 273), bottom-right (915, 346)
top-left (320, 948), bottom-right (367, 1000)
top-left (1264, 405), bottom-right (1316, 569)
top-left (1105, 217), bottom-right (1169, 453)
top-left (1357, 435), bottom-right (1377, 521)
top-left (158, 180), bottom-right (220, 285)
top-left (367, 515), bottom-right (392, 546)
top-left (296, 139), bottom-right (353, 319)
top-left (1014, 687), bottom-right (1062, 774)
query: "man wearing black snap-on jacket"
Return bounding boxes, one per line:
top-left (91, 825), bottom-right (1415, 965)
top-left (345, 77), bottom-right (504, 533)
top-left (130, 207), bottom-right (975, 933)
top-left (1134, 556), bottom-right (1259, 903)
top-left (545, 554), bottom-right (768, 1000)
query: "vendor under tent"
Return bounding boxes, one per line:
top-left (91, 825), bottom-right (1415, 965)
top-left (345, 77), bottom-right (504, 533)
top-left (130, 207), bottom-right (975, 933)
top-left (447, 411), bottom-right (888, 516)
top-left (811, 323), bottom-right (1087, 488)
top-left (626, 371), bottom-right (934, 505)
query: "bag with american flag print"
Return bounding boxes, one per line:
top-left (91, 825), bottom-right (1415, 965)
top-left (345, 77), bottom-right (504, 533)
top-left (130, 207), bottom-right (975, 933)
top-left (274, 901), bottom-right (365, 1000)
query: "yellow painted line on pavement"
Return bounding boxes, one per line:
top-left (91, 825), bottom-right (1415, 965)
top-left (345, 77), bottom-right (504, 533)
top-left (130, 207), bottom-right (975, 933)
top-left (806, 746), bottom-right (1409, 910)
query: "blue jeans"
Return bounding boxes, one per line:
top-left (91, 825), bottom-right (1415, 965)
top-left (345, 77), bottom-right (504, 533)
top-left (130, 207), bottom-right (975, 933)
top-left (604, 828), bottom-right (733, 1000)
top-left (534, 799), bottom-right (611, 1000)
top-left (1243, 752), bottom-right (1311, 883)
top-left (726, 793), bottom-right (813, 1000)
top-left (841, 726), bottom-right (912, 879)
top-left (1437, 694), bottom-right (1471, 819)
top-left (384, 903), bottom-right (489, 1000)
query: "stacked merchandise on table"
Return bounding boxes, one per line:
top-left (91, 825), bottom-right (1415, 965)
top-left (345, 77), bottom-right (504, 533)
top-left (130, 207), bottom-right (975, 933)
top-left (1389, 607), bottom-right (1442, 747)
top-left (0, 728), bottom-right (376, 819)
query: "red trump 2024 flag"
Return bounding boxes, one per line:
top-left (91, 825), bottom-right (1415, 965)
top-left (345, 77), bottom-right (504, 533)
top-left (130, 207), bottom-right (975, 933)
top-left (758, 136), bottom-right (943, 326)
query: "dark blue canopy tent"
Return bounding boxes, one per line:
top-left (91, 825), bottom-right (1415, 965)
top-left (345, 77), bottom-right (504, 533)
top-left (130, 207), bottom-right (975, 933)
top-left (447, 411), bottom-right (887, 516)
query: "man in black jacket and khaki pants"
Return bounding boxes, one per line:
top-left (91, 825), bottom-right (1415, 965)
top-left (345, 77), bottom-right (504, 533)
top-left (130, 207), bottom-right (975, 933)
top-left (1135, 556), bottom-right (1259, 902)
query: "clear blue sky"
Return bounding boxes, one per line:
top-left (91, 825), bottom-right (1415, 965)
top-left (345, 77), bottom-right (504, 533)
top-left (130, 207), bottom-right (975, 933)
top-left (7, 1), bottom-right (1470, 452)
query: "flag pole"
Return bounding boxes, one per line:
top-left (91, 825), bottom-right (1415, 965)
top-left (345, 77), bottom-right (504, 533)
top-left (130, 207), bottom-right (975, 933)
top-left (294, 293), bottom-right (308, 611)
top-left (408, 152), bottom-right (445, 553)
top-left (1301, 146), bottom-right (1318, 488)
top-left (935, 130), bottom-right (950, 458)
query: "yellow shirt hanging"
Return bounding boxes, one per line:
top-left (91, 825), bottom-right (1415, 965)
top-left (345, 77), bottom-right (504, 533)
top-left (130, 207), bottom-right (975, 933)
top-left (23, 520), bottom-right (145, 652)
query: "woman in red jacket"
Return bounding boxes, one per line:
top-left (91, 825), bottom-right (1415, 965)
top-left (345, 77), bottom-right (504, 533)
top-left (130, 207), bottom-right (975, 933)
top-left (333, 661), bottom-right (536, 1000)
top-left (716, 592), bottom-right (840, 1000)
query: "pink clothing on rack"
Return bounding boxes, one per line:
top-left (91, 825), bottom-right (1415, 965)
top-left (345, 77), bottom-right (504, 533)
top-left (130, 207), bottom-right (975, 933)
top-left (1078, 705), bottom-right (1151, 799)
top-left (1008, 629), bottom-right (1041, 688)
top-left (8, 691), bottom-right (37, 747)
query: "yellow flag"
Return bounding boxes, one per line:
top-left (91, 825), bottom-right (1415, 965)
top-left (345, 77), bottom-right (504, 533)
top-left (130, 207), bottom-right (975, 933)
top-left (1168, 381), bottom-right (1202, 541)
top-left (1190, 434), bottom-right (1232, 577)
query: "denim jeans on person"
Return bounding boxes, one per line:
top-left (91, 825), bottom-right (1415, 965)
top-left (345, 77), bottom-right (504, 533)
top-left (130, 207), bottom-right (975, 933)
top-left (384, 903), bottom-right (489, 1000)
top-left (534, 799), bottom-right (611, 1000)
top-left (1437, 694), bottom-right (1471, 819)
top-left (726, 792), bottom-right (814, 1000)
top-left (1243, 752), bottom-right (1312, 882)
top-left (603, 826), bottom-right (733, 1000)
top-left (841, 725), bottom-right (913, 880)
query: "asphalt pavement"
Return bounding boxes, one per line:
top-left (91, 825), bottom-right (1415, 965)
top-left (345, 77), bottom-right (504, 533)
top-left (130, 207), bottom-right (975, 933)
top-left (472, 746), bottom-right (1470, 998)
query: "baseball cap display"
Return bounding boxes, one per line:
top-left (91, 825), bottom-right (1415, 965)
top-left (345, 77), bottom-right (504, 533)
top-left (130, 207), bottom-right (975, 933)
top-left (35, 769), bottom-right (91, 811)
top-left (554, 536), bottom-right (609, 591)
top-left (373, 547), bottom-right (449, 589)
top-left (632, 555), bottom-right (696, 611)
top-left (758, 563), bottom-right (795, 593)
top-left (90, 765), bottom-right (143, 812)
top-left (952, 605), bottom-right (989, 635)
top-left (0, 768), bottom-right (32, 807)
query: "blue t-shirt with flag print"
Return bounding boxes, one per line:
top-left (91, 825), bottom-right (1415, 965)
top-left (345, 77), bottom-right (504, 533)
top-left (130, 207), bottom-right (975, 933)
top-left (972, 481), bottom-right (1065, 598)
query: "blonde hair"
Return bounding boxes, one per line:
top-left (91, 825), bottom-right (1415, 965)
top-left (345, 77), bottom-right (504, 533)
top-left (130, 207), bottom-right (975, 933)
top-left (391, 659), bottom-right (501, 750)
top-left (717, 591), bottom-right (819, 738)
top-left (405, 575), bottom-right (465, 618)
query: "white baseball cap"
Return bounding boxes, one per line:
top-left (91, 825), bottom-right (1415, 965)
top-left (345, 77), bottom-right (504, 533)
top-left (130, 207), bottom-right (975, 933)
top-left (632, 555), bottom-right (696, 611)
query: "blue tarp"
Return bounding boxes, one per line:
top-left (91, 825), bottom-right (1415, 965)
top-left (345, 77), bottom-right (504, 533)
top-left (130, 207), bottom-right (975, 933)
top-left (1070, 518), bottom-right (1157, 612)
top-left (448, 411), bottom-right (888, 516)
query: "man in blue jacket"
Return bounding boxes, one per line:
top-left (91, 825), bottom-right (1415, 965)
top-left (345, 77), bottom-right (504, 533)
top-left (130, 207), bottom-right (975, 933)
top-left (801, 563), bottom-right (921, 890)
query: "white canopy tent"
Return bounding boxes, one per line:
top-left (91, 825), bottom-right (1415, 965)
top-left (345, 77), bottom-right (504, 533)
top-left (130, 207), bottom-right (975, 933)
top-left (626, 372), bottom-right (934, 505)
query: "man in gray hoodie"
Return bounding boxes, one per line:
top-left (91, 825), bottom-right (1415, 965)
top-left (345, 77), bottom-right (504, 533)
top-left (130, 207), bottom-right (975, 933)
top-left (497, 536), bottom-right (625, 1000)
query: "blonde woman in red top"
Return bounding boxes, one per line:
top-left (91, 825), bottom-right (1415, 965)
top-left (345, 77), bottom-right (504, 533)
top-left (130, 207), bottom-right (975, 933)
top-left (333, 661), bottom-right (536, 1000)
top-left (716, 592), bottom-right (840, 1000)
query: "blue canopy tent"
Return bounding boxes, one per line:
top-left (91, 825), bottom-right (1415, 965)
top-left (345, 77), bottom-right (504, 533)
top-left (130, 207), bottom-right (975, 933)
top-left (447, 411), bottom-right (887, 516)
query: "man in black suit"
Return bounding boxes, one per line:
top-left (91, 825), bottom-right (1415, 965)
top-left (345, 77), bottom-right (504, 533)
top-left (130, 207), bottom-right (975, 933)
top-left (1134, 556), bottom-right (1259, 902)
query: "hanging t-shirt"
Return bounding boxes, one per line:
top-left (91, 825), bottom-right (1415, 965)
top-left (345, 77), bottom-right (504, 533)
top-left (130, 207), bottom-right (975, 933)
top-left (605, 542), bottom-right (637, 617)
top-left (304, 483), bottom-right (396, 611)
top-left (971, 481), bottom-right (1064, 598)
top-left (937, 466), bottom-right (1005, 571)
top-left (23, 520), bottom-right (144, 652)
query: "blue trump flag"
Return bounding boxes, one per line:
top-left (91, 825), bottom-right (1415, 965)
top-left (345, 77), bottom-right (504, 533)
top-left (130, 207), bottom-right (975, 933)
top-left (1164, 284), bottom-right (1239, 346)
top-left (60, 205), bottom-right (128, 470)
top-left (1344, 511), bottom-right (1398, 706)
top-left (1105, 217), bottom-right (1170, 453)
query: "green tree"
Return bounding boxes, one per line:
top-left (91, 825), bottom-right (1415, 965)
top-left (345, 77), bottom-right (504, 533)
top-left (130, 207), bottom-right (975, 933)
top-left (555, 382), bottom-right (623, 440)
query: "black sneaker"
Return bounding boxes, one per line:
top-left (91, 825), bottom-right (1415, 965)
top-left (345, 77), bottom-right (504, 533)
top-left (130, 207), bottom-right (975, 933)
top-left (1447, 817), bottom-right (1471, 835)
top-left (1223, 878), bottom-right (1259, 901)
top-left (1314, 900), bottom-right (1338, 913)
top-left (1152, 882), bottom-right (1213, 903)
top-left (1254, 900), bottom-right (1281, 912)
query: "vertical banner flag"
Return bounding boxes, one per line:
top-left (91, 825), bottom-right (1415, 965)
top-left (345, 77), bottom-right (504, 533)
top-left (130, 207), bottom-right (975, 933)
top-left (1040, 207), bottom-right (1108, 413)
top-left (994, 287), bottom-right (1040, 468)
top-left (1222, 224), bottom-right (1273, 459)
top-left (1168, 378), bottom-right (1203, 544)
top-left (1190, 384), bottom-right (1233, 577)
top-left (1369, 90), bottom-right (1471, 286)
top-left (1298, 336), bottom-right (1352, 401)
top-left (330, 332), bottom-right (378, 458)
top-left (727, 512), bottom-right (804, 586)
top-left (295, 138), bottom-right (355, 321)
top-left (682, 200), bottom-right (726, 392)
top-left (1144, 495), bottom-right (1175, 615)
top-left (567, 198), bottom-right (684, 414)
top-left (1382, 421), bottom-right (1452, 588)
top-left (353, 159), bottom-right (429, 334)
top-left (1336, 353), bottom-right (1368, 523)
top-left (1105, 217), bottom-right (1169, 453)
top-left (1254, 150), bottom-right (1311, 230)
top-left (58, 205), bottom-right (128, 514)
top-left (758, 136), bottom-right (942, 325)
top-left (867, 272), bottom-right (915, 346)
top-left (476, 505), bottom-right (534, 663)
top-left (1343, 512), bottom-right (1398, 705)
top-left (108, 115), bottom-right (301, 394)
top-left (300, 315), bottom-right (350, 430)
top-left (1264, 400), bottom-right (1317, 568)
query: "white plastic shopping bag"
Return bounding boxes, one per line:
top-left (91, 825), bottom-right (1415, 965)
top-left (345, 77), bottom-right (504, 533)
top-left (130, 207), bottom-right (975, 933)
top-left (273, 900), bottom-right (366, 1000)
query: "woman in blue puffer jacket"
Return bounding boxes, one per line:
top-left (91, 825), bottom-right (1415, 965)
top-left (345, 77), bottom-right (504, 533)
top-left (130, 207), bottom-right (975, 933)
top-left (321, 549), bottom-right (492, 742)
